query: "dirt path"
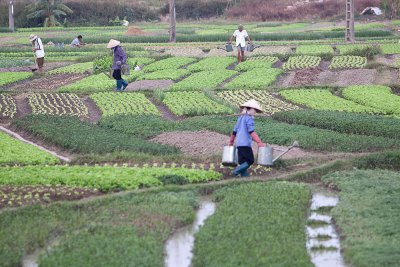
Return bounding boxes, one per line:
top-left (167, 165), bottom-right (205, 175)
top-left (14, 93), bottom-right (32, 119)
top-left (0, 62), bottom-right (72, 73)
top-left (0, 125), bottom-right (71, 162)
top-left (149, 98), bottom-right (182, 121)
top-left (125, 80), bottom-right (174, 91)
top-left (7, 73), bottom-right (86, 92)
top-left (82, 95), bottom-right (102, 124)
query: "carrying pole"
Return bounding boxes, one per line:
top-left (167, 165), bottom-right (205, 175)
top-left (345, 0), bottom-right (355, 43)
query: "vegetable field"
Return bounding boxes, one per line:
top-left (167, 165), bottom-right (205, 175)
top-left (90, 92), bottom-right (160, 116)
top-left (1, 20), bottom-right (400, 267)
top-left (28, 93), bottom-right (89, 117)
top-left (0, 95), bottom-right (16, 119)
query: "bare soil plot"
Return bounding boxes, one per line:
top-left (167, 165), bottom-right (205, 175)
top-left (125, 79), bottom-right (174, 91)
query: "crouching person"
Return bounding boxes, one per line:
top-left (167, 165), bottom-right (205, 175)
top-left (107, 39), bottom-right (128, 91)
top-left (228, 99), bottom-right (265, 177)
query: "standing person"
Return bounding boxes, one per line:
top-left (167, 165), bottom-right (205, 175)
top-left (229, 24), bottom-right (252, 64)
top-left (107, 39), bottom-right (128, 91)
top-left (228, 99), bottom-right (265, 177)
top-left (70, 35), bottom-right (86, 47)
top-left (29, 34), bottom-right (45, 74)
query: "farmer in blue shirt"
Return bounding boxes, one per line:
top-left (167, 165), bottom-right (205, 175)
top-left (228, 99), bottom-right (265, 177)
top-left (107, 39), bottom-right (128, 91)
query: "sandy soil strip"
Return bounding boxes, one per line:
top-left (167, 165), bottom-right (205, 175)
top-left (0, 126), bottom-right (71, 162)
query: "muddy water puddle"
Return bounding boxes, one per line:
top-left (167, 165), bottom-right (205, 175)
top-left (164, 197), bottom-right (216, 267)
top-left (307, 188), bottom-right (347, 267)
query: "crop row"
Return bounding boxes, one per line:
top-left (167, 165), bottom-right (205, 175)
top-left (295, 45), bottom-right (334, 57)
top-left (187, 57), bottom-right (236, 72)
top-left (163, 91), bottom-right (233, 116)
top-left (94, 56), bottom-right (156, 72)
top-left (217, 90), bottom-right (299, 115)
top-left (329, 56), bottom-right (367, 70)
top-left (235, 58), bottom-right (276, 71)
top-left (0, 72), bottom-right (33, 87)
top-left (247, 56), bottom-right (279, 62)
top-left (280, 89), bottom-right (379, 113)
top-left (13, 115), bottom-right (179, 156)
top-left (0, 185), bottom-right (101, 209)
top-left (170, 70), bottom-right (236, 90)
top-left (28, 93), bottom-right (89, 117)
top-left (95, 115), bottom-right (400, 152)
top-left (193, 182), bottom-right (312, 267)
top-left (0, 165), bottom-right (221, 191)
top-left (282, 55), bottom-right (321, 71)
top-left (0, 131), bottom-right (59, 166)
top-left (0, 95), bottom-right (17, 119)
top-left (224, 68), bottom-right (283, 89)
top-left (272, 110), bottom-right (400, 139)
top-left (48, 62), bottom-right (93, 75)
top-left (136, 69), bottom-right (190, 81)
top-left (144, 57), bottom-right (196, 72)
top-left (58, 74), bottom-right (116, 93)
top-left (90, 92), bottom-right (160, 117)
top-left (342, 85), bottom-right (400, 115)
top-left (380, 43), bottom-right (400, 54)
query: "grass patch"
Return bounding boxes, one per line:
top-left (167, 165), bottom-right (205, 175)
top-left (192, 182), bottom-right (312, 267)
top-left (322, 169), bottom-right (400, 267)
top-left (13, 115), bottom-right (179, 156)
top-left (272, 110), bottom-right (400, 139)
top-left (312, 206), bottom-right (334, 214)
top-left (0, 131), bottom-right (59, 166)
top-left (307, 219), bottom-right (330, 228)
top-left (310, 245), bottom-right (338, 251)
top-left (0, 190), bottom-right (198, 267)
top-left (0, 165), bottom-right (221, 191)
top-left (316, 234), bottom-right (332, 241)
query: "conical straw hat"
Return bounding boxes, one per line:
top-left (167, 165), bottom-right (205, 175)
top-left (240, 99), bottom-right (263, 113)
top-left (107, 39), bottom-right (121, 49)
top-left (29, 34), bottom-right (38, 41)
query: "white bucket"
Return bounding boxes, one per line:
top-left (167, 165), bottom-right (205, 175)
top-left (257, 146), bottom-right (273, 166)
top-left (221, 146), bottom-right (238, 166)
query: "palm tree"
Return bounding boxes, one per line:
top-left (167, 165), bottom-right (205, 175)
top-left (26, 0), bottom-right (73, 27)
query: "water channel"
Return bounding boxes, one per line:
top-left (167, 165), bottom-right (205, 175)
top-left (164, 197), bottom-right (216, 267)
top-left (307, 188), bottom-right (347, 267)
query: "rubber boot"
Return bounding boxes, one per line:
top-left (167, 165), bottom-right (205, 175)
top-left (122, 79), bottom-right (128, 90)
top-left (241, 168), bottom-right (250, 177)
top-left (232, 162), bottom-right (249, 176)
top-left (115, 79), bottom-right (123, 91)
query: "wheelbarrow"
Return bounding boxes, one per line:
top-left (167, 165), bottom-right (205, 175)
top-left (258, 141), bottom-right (299, 166)
top-left (217, 43), bottom-right (234, 52)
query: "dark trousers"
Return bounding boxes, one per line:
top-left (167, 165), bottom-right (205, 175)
top-left (237, 146), bottom-right (254, 165)
top-left (112, 69), bottom-right (122, 80)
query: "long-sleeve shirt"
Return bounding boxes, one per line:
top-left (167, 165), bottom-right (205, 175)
top-left (112, 46), bottom-right (127, 70)
top-left (233, 114), bottom-right (255, 147)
